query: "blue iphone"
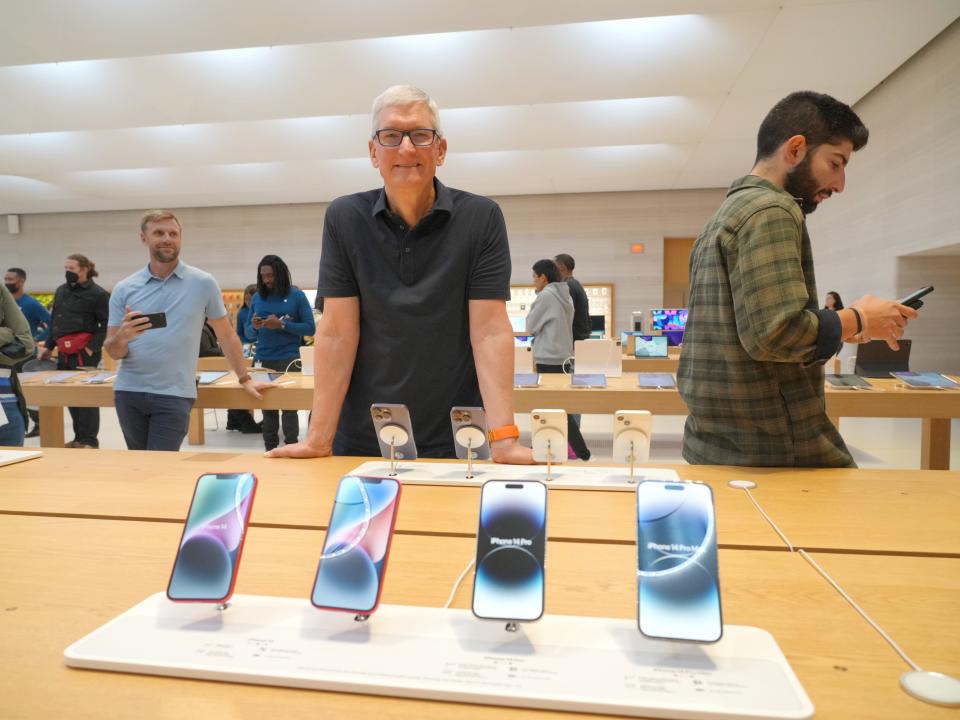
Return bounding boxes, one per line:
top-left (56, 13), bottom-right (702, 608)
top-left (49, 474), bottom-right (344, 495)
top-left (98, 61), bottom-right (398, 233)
top-left (636, 480), bottom-right (722, 643)
top-left (310, 476), bottom-right (402, 614)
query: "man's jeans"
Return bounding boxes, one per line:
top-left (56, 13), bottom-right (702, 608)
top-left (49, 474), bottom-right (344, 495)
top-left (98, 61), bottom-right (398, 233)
top-left (258, 357), bottom-right (300, 451)
top-left (115, 391), bottom-right (194, 451)
top-left (0, 399), bottom-right (25, 446)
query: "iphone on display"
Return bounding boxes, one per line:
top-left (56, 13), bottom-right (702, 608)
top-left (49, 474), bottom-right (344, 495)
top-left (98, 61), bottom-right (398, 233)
top-left (472, 480), bottom-right (547, 622)
top-left (167, 473), bottom-right (257, 603)
top-left (370, 403), bottom-right (418, 460)
top-left (636, 480), bottom-right (722, 643)
top-left (310, 476), bottom-right (402, 614)
top-left (450, 406), bottom-right (491, 460)
top-left (530, 409), bottom-right (567, 463)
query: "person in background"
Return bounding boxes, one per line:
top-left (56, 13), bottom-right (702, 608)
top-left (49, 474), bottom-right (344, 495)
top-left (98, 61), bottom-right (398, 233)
top-left (226, 283), bottom-right (261, 433)
top-left (554, 253), bottom-right (590, 447)
top-left (823, 291), bottom-right (844, 310)
top-left (40, 254), bottom-right (110, 449)
top-left (246, 255), bottom-right (315, 451)
top-left (198, 319), bottom-right (222, 357)
top-left (105, 210), bottom-right (273, 451)
top-left (4, 268), bottom-right (50, 352)
top-left (679, 91), bottom-right (916, 467)
top-left (236, 284), bottom-right (258, 344)
top-left (553, 254), bottom-right (590, 342)
top-left (526, 259), bottom-right (591, 461)
top-left (0, 284), bottom-right (35, 446)
top-left (5, 267), bottom-right (51, 437)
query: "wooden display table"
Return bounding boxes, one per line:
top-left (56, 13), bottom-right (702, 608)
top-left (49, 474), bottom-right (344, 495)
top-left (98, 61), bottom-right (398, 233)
top-left (2, 514), bottom-right (957, 719)
top-left (18, 372), bottom-right (960, 469)
top-left (620, 346), bottom-right (681, 373)
top-left (1, 449), bottom-right (957, 555)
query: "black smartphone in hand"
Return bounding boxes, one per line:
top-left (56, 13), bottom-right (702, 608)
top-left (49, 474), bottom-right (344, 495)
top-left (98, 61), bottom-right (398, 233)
top-left (131, 311), bottom-right (167, 329)
top-left (898, 286), bottom-right (933, 310)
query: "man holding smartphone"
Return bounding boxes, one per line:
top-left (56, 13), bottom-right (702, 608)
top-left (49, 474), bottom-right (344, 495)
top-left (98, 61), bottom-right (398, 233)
top-left (269, 85), bottom-right (532, 462)
top-left (679, 91), bottom-right (918, 467)
top-left (104, 210), bottom-right (274, 451)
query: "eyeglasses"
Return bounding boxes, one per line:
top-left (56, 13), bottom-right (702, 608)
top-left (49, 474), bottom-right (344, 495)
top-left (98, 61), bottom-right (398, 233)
top-left (373, 128), bottom-right (440, 147)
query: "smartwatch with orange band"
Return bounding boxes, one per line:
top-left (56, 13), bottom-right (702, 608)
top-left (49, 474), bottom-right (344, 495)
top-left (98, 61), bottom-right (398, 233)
top-left (487, 424), bottom-right (520, 444)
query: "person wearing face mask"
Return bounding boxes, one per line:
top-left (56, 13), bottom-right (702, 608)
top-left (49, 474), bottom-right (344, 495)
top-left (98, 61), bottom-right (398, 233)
top-left (40, 254), bottom-right (110, 449)
top-left (678, 91), bottom-right (917, 468)
top-left (4, 268), bottom-right (51, 355)
top-left (0, 283), bottom-right (34, 446)
top-left (4, 268), bottom-right (51, 437)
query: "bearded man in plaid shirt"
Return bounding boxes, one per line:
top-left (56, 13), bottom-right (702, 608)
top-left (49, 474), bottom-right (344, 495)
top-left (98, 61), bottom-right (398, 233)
top-left (679, 91), bottom-right (917, 467)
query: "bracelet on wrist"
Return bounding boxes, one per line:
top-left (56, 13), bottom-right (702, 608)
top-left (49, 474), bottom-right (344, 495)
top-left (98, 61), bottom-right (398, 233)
top-left (488, 424), bottom-right (520, 444)
top-left (849, 307), bottom-right (863, 339)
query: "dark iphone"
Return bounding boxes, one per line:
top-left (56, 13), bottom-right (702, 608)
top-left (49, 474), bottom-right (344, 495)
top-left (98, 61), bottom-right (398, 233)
top-left (134, 311), bottom-right (167, 329)
top-left (898, 286), bottom-right (933, 310)
top-left (472, 480), bottom-right (547, 622)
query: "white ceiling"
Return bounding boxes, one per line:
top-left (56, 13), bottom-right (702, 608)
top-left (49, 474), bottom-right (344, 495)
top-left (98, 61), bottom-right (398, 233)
top-left (1, 0), bottom-right (957, 213)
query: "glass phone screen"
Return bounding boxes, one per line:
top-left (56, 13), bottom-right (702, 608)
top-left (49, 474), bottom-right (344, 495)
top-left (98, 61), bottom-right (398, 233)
top-left (167, 473), bottom-right (256, 601)
top-left (636, 481), bottom-right (722, 643)
top-left (311, 476), bottom-right (401, 613)
top-left (472, 480), bottom-right (547, 622)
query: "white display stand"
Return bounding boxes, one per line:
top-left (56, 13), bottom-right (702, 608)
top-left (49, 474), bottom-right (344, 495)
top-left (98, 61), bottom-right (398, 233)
top-left (0, 449), bottom-right (42, 468)
top-left (348, 460), bottom-right (680, 491)
top-left (65, 594), bottom-right (813, 719)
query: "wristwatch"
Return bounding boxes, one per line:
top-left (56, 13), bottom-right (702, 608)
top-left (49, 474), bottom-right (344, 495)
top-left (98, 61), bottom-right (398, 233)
top-left (237, 373), bottom-right (252, 384)
top-left (488, 424), bottom-right (520, 444)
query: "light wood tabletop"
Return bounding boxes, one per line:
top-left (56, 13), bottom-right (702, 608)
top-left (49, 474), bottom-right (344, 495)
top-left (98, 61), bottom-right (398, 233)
top-left (2, 448), bottom-right (958, 555)
top-left (0, 449), bottom-right (782, 549)
top-left (620, 355), bottom-right (680, 373)
top-left (722, 467), bottom-right (960, 556)
top-left (19, 371), bottom-right (960, 468)
top-left (2, 514), bottom-right (957, 720)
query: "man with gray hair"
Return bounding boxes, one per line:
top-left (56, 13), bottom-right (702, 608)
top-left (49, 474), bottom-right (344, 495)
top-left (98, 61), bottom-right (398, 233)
top-left (270, 85), bottom-right (532, 462)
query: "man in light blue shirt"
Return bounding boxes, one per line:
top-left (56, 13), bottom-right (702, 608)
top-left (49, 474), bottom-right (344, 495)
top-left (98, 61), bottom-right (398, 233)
top-left (104, 210), bottom-right (273, 451)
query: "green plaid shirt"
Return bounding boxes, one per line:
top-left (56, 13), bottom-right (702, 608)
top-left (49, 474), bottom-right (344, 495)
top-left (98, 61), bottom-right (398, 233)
top-left (678, 175), bottom-right (854, 468)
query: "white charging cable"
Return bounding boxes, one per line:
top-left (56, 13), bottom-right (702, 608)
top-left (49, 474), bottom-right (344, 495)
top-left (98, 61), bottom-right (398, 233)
top-left (443, 558), bottom-right (476, 609)
top-left (729, 480), bottom-right (960, 705)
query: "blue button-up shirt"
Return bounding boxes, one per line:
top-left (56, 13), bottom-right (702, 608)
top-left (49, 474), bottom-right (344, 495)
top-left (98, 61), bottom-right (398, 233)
top-left (108, 262), bottom-right (226, 399)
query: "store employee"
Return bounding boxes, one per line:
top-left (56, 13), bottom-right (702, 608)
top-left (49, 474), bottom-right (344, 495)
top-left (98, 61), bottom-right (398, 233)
top-left (269, 85), bottom-right (532, 463)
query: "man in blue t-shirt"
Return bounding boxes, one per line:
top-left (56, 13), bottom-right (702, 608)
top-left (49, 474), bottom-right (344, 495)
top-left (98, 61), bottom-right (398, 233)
top-left (104, 210), bottom-right (275, 451)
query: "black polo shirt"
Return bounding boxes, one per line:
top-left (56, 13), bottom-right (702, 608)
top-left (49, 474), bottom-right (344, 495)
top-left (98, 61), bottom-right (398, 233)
top-left (317, 179), bottom-right (512, 457)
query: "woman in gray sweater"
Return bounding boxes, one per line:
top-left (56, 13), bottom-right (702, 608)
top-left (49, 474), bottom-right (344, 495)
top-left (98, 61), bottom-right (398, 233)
top-left (525, 259), bottom-right (590, 460)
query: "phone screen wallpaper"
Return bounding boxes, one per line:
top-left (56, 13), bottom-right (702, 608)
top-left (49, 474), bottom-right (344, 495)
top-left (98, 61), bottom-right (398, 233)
top-left (636, 482), bottom-right (721, 642)
top-left (168, 474), bottom-right (255, 601)
top-left (473, 482), bottom-right (546, 621)
top-left (312, 477), bottom-right (400, 612)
